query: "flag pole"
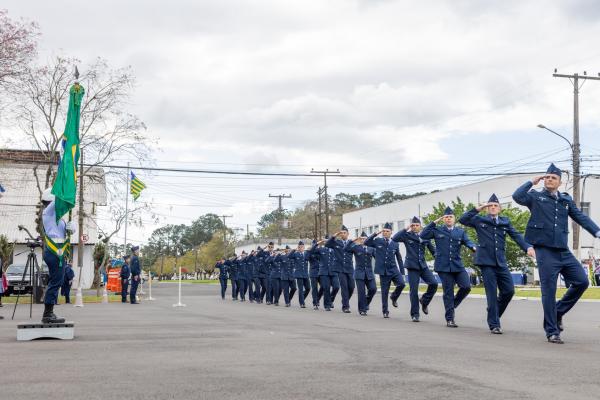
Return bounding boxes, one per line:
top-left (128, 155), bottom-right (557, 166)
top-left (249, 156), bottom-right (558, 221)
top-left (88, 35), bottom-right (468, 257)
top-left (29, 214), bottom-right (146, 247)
top-left (124, 162), bottom-right (130, 252)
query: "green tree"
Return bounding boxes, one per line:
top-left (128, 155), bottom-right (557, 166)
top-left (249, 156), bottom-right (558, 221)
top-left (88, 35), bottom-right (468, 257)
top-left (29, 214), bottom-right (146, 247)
top-left (0, 235), bottom-right (15, 271)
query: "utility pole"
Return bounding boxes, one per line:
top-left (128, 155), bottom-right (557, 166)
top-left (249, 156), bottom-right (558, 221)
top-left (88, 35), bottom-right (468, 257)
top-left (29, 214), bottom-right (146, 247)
top-left (316, 187), bottom-right (324, 238)
top-left (219, 215), bottom-right (233, 243)
top-left (553, 69), bottom-right (600, 253)
top-left (269, 193), bottom-right (292, 245)
top-left (310, 169), bottom-right (340, 236)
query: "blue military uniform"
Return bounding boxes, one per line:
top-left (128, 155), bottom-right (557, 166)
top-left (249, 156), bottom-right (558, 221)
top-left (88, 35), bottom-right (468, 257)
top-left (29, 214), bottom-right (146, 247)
top-left (250, 252), bottom-right (261, 302)
top-left (420, 207), bottom-right (476, 325)
top-left (226, 257), bottom-right (239, 300)
top-left (120, 260), bottom-right (131, 303)
top-left (236, 253), bottom-right (248, 301)
top-left (308, 240), bottom-right (323, 309)
top-left (289, 241), bottom-right (311, 308)
top-left (309, 237), bottom-right (339, 310)
top-left (256, 246), bottom-right (271, 303)
top-left (269, 252), bottom-right (283, 305)
top-left (326, 226), bottom-right (355, 312)
top-left (459, 194), bottom-right (531, 331)
top-left (130, 247), bottom-right (142, 304)
top-left (278, 248), bottom-right (295, 306)
top-left (364, 223), bottom-right (406, 318)
top-left (392, 217), bottom-right (437, 320)
top-left (214, 260), bottom-right (228, 299)
top-left (345, 233), bottom-right (376, 315)
top-left (513, 164), bottom-right (600, 341)
top-left (61, 262), bottom-right (75, 304)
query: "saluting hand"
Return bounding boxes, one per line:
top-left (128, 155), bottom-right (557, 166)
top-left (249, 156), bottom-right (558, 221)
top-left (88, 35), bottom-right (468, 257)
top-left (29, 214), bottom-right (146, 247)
top-left (434, 216), bottom-right (445, 224)
top-left (532, 175), bottom-right (547, 185)
top-left (476, 203), bottom-right (491, 212)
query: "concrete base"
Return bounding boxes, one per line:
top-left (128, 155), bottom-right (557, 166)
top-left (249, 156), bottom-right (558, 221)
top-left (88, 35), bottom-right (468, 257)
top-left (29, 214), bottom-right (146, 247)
top-left (17, 321), bottom-right (75, 341)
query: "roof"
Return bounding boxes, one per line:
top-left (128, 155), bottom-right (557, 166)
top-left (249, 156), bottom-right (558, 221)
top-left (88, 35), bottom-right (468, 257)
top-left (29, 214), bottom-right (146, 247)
top-left (0, 162), bottom-right (107, 244)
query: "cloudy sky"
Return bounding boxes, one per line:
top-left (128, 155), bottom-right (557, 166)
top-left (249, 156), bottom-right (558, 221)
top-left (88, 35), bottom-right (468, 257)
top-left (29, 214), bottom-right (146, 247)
top-left (4, 0), bottom-right (600, 244)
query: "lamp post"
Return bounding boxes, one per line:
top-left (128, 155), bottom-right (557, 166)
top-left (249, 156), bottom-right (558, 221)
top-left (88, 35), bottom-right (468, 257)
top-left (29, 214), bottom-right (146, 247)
top-left (537, 124), bottom-right (581, 255)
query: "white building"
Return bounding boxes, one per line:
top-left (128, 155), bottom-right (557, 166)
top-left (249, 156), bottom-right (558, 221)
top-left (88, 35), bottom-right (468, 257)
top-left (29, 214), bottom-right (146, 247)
top-left (343, 174), bottom-right (600, 260)
top-left (0, 149), bottom-right (107, 289)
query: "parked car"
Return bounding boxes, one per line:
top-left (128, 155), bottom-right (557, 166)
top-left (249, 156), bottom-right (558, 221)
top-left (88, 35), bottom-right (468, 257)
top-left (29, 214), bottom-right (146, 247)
top-left (4, 263), bottom-right (49, 296)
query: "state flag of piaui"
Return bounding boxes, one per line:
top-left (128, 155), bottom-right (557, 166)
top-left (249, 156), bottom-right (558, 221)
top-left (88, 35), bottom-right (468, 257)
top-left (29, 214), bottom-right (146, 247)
top-left (130, 171), bottom-right (146, 201)
top-left (52, 83), bottom-right (85, 222)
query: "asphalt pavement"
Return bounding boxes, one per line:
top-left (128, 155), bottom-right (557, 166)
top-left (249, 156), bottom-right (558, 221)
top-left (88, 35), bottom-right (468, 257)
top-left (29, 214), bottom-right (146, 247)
top-left (1, 283), bottom-right (599, 400)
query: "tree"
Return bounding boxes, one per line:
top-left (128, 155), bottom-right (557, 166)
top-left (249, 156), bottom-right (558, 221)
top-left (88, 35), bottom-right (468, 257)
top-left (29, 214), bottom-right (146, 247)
top-left (183, 214), bottom-right (226, 247)
top-left (0, 234), bottom-right (14, 271)
top-left (0, 10), bottom-right (38, 91)
top-left (198, 235), bottom-right (232, 277)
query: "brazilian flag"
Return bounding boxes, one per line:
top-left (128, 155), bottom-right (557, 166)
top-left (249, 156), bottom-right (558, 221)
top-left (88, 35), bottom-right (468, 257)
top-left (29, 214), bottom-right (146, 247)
top-left (130, 171), bottom-right (146, 201)
top-left (52, 83), bottom-right (85, 222)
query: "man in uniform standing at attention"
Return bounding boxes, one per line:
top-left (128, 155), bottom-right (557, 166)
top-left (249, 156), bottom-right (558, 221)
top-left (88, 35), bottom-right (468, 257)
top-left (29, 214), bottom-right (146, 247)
top-left (326, 226), bottom-right (355, 313)
top-left (513, 164), bottom-right (600, 343)
top-left (130, 246), bottom-right (142, 304)
top-left (459, 194), bottom-right (534, 334)
top-left (365, 223), bottom-right (405, 319)
top-left (120, 255), bottom-right (131, 303)
top-left (270, 249), bottom-right (283, 306)
top-left (214, 258), bottom-right (228, 300)
top-left (421, 207), bottom-right (477, 327)
top-left (289, 241), bottom-right (311, 308)
top-left (392, 217), bottom-right (437, 322)
top-left (345, 232), bottom-right (376, 316)
top-left (226, 254), bottom-right (239, 301)
top-left (61, 258), bottom-right (75, 304)
top-left (237, 252), bottom-right (248, 302)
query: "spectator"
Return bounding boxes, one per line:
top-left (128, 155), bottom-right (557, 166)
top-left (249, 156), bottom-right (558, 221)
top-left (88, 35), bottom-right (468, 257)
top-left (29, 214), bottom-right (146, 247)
top-left (594, 261), bottom-right (600, 287)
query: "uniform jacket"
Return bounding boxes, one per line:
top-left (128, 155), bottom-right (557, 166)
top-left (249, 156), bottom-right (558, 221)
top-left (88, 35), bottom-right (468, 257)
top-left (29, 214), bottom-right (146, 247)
top-left (513, 181), bottom-right (600, 250)
top-left (278, 253), bottom-right (295, 281)
top-left (308, 241), bottom-right (320, 278)
top-left (420, 223), bottom-right (476, 273)
top-left (120, 264), bottom-right (131, 280)
top-left (392, 229), bottom-right (435, 270)
top-left (364, 234), bottom-right (404, 276)
top-left (269, 254), bottom-right (282, 279)
top-left (309, 245), bottom-right (336, 276)
top-left (214, 262), bottom-right (228, 280)
top-left (344, 242), bottom-right (375, 280)
top-left (288, 250), bottom-right (310, 279)
top-left (130, 255), bottom-right (141, 276)
top-left (459, 208), bottom-right (530, 268)
top-left (325, 236), bottom-right (354, 274)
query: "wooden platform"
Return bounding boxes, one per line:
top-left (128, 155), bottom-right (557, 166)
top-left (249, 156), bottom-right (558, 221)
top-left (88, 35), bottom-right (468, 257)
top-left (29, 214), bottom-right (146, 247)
top-left (17, 321), bottom-right (75, 341)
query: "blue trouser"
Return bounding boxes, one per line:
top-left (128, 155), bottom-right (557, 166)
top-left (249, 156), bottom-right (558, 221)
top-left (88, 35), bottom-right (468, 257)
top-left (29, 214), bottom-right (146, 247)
top-left (356, 278), bottom-right (377, 312)
top-left (535, 246), bottom-right (589, 337)
top-left (480, 265), bottom-right (515, 329)
top-left (237, 279), bottom-right (246, 300)
top-left (43, 249), bottom-right (65, 306)
top-left (245, 278), bottom-right (253, 300)
top-left (61, 283), bottom-right (72, 303)
top-left (253, 277), bottom-right (261, 301)
top-left (289, 279), bottom-right (297, 301)
top-left (296, 277), bottom-right (310, 306)
top-left (260, 277), bottom-right (269, 302)
top-left (379, 273), bottom-right (405, 314)
top-left (408, 268), bottom-right (438, 317)
top-left (230, 278), bottom-right (238, 299)
top-left (130, 276), bottom-right (140, 303)
top-left (338, 272), bottom-right (355, 310)
top-left (310, 277), bottom-right (323, 306)
top-left (121, 279), bottom-right (129, 302)
top-left (281, 280), bottom-right (292, 304)
top-left (219, 278), bottom-right (227, 299)
top-left (320, 274), bottom-right (340, 308)
top-left (438, 270), bottom-right (471, 321)
top-left (271, 278), bottom-right (281, 304)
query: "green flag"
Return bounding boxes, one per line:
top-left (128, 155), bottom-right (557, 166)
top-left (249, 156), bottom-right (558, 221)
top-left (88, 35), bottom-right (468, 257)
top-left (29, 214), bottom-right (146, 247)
top-left (52, 83), bottom-right (85, 222)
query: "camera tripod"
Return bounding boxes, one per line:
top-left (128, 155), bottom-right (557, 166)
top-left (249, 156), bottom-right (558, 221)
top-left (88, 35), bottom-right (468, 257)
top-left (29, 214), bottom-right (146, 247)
top-left (12, 229), bottom-right (43, 320)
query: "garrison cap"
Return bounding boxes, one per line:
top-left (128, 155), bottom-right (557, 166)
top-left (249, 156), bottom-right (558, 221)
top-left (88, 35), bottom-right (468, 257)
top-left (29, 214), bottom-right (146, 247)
top-left (411, 216), bottom-right (421, 224)
top-left (488, 193), bottom-right (499, 204)
top-left (546, 163), bottom-right (562, 178)
top-left (383, 222), bottom-right (393, 230)
top-left (443, 207), bottom-right (454, 216)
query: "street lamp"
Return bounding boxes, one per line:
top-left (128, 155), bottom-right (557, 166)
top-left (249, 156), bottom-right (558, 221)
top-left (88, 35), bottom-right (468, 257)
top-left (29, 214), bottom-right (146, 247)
top-left (537, 124), bottom-right (573, 149)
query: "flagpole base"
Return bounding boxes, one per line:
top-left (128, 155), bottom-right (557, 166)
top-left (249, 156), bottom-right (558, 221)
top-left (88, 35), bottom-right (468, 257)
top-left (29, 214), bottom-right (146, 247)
top-left (146, 296), bottom-right (156, 301)
top-left (74, 287), bottom-right (84, 308)
top-left (101, 286), bottom-right (109, 304)
top-left (172, 303), bottom-right (186, 307)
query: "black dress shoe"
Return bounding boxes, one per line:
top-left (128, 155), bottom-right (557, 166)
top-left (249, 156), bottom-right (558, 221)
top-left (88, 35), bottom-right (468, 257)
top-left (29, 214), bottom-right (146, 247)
top-left (547, 334), bottom-right (564, 344)
top-left (412, 316), bottom-right (420, 322)
top-left (330, 304), bottom-right (334, 309)
top-left (300, 304), bottom-right (306, 308)
top-left (391, 298), bottom-right (398, 308)
top-left (491, 327), bottom-right (503, 334)
top-left (557, 315), bottom-right (564, 332)
top-left (266, 301), bottom-right (272, 305)
top-left (325, 307), bottom-right (331, 311)
top-left (313, 305), bottom-right (319, 310)
top-left (343, 308), bottom-right (351, 314)
top-left (420, 297), bottom-right (429, 315)
top-left (274, 302), bottom-right (279, 306)
top-left (359, 311), bottom-right (367, 316)
top-left (446, 320), bottom-right (458, 328)
top-left (383, 312), bottom-right (389, 318)
top-left (285, 303), bottom-right (291, 307)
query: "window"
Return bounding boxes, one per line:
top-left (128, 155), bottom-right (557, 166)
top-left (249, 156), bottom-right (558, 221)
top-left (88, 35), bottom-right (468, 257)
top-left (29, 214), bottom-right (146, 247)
top-left (581, 202), bottom-right (591, 217)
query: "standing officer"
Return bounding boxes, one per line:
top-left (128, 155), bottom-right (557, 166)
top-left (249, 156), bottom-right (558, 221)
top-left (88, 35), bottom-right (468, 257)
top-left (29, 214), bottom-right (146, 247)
top-left (40, 188), bottom-right (75, 323)
top-left (226, 255), bottom-right (239, 300)
top-left (421, 207), bottom-right (477, 327)
top-left (120, 255), bottom-right (131, 303)
top-left (289, 241), bottom-right (311, 308)
top-left (309, 240), bottom-right (323, 310)
top-left (256, 243), bottom-right (273, 303)
top-left (237, 252), bottom-right (248, 302)
top-left (326, 226), bottom-right (355, 313)
top-left (214, 259), bottom-right (228, 300)
top-left (310, 236), bottom-right (339, 311)
top-left (459, 194), bottom-right (534, 334)
top-left (251, 250), bottom-right (262, 303)
top-left (61, 259), bottom-right (75, 304)
top-left (392, 217), bottom-right (437, 322)
top-left (513, 163), bottom-right (600, 343)
top-left (270, 249), bottom-right (283, 306)
top-left (130, 246), bottom-right (142, 304)
top-left (365, 223), bottom-right (405, 318)
top-left (279, 246), bottom-right (296, 307)
top-left (345, 232), bottom-right (376, 316)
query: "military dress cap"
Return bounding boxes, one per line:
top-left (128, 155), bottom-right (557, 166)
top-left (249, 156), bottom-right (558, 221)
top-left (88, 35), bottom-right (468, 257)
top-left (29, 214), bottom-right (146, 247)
top-left (123, 255), bottom-right (131, 260)
top-left (360, 231), bottom-right (368, 237)
top-left (257, 246), bottom-right (262, 250)
top-left (298, 240), bottom-right (304, 245)
top-left (131, 245), bottom-right (140, 252)
top-left (488, 193), bottom-right (500, 203)
top-left (268, 241), bottom-right (274, 246)
top-left (383, 222), bottom-right (393, 230)
top-left (285, 245), bottom-right (290, 249)
top-left (443, 206), bottom-right (454, 216)
top-left (341, 225), bottom-right (349, 232)
top-left (546, 163), bottom-right (562, 178)
top-left (411, 216), bottom-right (421, 224)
